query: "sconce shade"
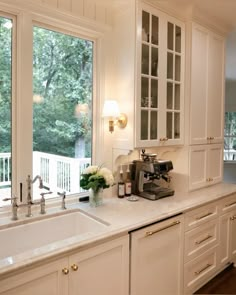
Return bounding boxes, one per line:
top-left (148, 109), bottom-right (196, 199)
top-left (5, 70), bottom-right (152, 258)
top-left (102, 100), bottom-right (120, 118)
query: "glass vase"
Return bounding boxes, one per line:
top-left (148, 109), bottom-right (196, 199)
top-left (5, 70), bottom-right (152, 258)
top-left (89, 188), bottom-right (103, 207)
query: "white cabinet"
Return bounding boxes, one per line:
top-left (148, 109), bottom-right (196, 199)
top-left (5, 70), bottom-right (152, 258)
top-left (69, 236), bottom-right (129, 295)
top-left (136, 3), bottom-right (185, 148)
top-left (184, 203), bottom-right (219, 294)
top-left (0, 258), bottom-right (68, 295)
top-left (189, 144), bottom-right (223, 190)
top-left (0, 235), bottom-right (129, 295)
top-left (219, 194), bottom-right (236, 267)
top-left (130, 215), bottom-right (184, 295)
top-left (190, 23), bottom-right (225, 145)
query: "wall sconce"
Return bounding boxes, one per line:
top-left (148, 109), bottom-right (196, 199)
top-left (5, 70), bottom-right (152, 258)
top-left (102, 100), bottom-right (128, 133)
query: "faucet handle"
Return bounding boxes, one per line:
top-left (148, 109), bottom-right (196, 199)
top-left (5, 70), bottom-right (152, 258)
top-left (57, 191), bottom-right (66, 210)
top-left (3, 196), bottom-right (18, 204)
top-left (40, 191), bottom-right (52, 198)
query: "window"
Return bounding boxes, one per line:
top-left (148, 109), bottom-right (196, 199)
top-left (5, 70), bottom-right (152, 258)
top-left (32, 26), bottom-right (93, 200)
top-left (224, 112), bottom-right (236, 161)
top-left (0, 16), bottom-right (13, 206)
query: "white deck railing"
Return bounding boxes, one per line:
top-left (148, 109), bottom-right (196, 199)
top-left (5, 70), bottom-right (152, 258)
top-left (0, 153), bottom-right (11, 187)
top-left (0, 152), bottom-right (91, 193)
top-left (224, 149), bottom-right (236, 161)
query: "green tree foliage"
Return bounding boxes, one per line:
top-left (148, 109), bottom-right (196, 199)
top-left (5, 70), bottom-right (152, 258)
top-left (0, 20), bottom-right (93, 158)
top-left (0, 17), bottom-right (12, 153)
top-left (33, 27), bottom-right (93, 158)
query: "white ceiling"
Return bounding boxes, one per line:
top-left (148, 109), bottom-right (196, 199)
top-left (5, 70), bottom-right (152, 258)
top-left (150, 0), bottom-right (236, 29)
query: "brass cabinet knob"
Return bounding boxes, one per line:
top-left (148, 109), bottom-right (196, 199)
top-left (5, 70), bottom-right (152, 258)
top-left (62, 268), bottom-right (69, 275)
top-left (71, 264), bottom-right (79, 271)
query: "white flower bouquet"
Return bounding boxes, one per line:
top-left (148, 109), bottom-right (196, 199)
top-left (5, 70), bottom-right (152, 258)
top-left (80, 165), bottom-right (115, 193)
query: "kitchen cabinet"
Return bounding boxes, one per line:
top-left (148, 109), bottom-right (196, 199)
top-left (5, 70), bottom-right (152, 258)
top-left (0, 258), bottom-right (68, 295)
top-left (189, 144), bottom-right (223, 190)
top-left (136, 3), bottom-right (185, 148)
top-left (0, 235), bottom-right (129, 295)
top-left (219, 194), bottom-right (236, 267)
top-left (68, 235), bottom-right (129, 295)
top-left (184, 202), bottom-right (219, 294)
top-left (189, 23), bottom-right (225, 145)
top-left (130, 215), bottom-right (184, 295)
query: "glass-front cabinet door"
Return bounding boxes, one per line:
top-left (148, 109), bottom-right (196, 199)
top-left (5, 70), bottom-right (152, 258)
top-left (136, 4), bottom-right (184, 148)
top-left (140, 11), bottom-right (159, 142)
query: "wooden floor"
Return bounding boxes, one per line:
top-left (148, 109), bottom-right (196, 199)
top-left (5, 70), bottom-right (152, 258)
top-left (194, 264), bottom-right (236, 294)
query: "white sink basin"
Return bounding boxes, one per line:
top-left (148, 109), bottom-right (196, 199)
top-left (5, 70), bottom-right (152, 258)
top-left (0, 210), bottom-right (109, 260)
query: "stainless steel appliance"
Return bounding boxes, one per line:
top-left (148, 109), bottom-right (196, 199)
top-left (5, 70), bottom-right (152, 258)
top-left (131, 153), bottom-right (174, 200)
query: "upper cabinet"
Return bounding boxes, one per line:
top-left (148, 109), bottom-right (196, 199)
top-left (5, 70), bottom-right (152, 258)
top-left (135, 4), bottom-right (185, 148)
top-left (189, 23), bottom-right (225, 145)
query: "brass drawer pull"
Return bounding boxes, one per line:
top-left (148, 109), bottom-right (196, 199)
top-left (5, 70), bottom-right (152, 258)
top-left (62, 268), bottom-right (69, 275)
top-left (146, 220), bottom-right (180, 237)
top-left (195, 235), bottom-right (213, 245)
top-left (196, 212), bottom-right (213, 220)
top-left (230, 215), bottom-right (236, 221)
top-left (225, 201), bottom-right (236, 208)
top-left (195, 263), bottom-right (212, 275)
top-left (71, 264), bottom-right (79, 271)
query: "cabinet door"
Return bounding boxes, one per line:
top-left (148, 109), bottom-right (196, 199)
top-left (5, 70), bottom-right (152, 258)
top-left (164, 17), bottom-right (185, 146)
top-left (207, 33), bottom-right (224, 144)
top-left (219, 212), bottom-right (231, 267)
top-left (190, 24), bottom-right (208, 145)
top-left (136, 4), bottom-right (184, 148)
top-left (219, 209), bottom-right (236, 267)
top-left (69, 236), bottom-right (129, 295)
top-left (189, 145), bottom-right (208, 190)
top-left (0, 258), bottom-right (68, 295)
top-left (207, 144), bottom-right (223, 184)
top-left (190, 24), bottom-right (225, 145)
top-left (189, 144), bottom-right (223, 190)
top-left (130, 215), bottom-right (183, 295)
top-left (230, 209), bottom-right (236, 261)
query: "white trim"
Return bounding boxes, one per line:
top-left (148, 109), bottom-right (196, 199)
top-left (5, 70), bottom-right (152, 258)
top-left (0, 4), bottom-right (104, 209)
top-left (0, 0), bottom-right (112, 35)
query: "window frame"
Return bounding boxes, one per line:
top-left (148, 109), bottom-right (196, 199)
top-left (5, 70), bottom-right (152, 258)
top-left (0, 7), bottom-right (104, 209)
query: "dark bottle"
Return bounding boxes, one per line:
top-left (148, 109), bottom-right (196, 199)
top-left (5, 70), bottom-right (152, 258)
top-left (125, 169), bottom-right (132, 197)
top-left (117, 167), bottom-right (125, 198)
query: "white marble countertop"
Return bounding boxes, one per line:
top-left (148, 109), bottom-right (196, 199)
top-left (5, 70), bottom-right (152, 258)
top-left (1, 182), bottom-right (236, 277)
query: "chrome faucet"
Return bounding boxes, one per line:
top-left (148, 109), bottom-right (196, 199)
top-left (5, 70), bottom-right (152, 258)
top-left (26, 175), bottom-right (51, 217)
top-left (57, 191), bottom-right (67, 210)
top-left (39, 191), bottom-right (52, 214)
top-left (3, 196), bottom-right (19, 220)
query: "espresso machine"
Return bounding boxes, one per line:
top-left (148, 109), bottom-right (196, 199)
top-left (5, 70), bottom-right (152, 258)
top-left (131, 152), bottom-right (175, 200)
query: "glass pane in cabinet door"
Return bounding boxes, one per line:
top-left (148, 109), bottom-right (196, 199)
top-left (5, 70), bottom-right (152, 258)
top-left (151, 47), bottom-right (158, 77)
top-left (150, 111), bottom-right (158, 140)
top-left (151, 79), bottom-right (158, 108)
top-left (174, 84), bottom-right (180, 110)
top-left (141, 110), bottom-right (149, 140)
top-left (175, 55), bottom-right (181, 81)
top-left (167, 52), bottom-right (173, 79)
top-left (175, 26), bottom-right (181, 53)
top-left (167, 22), bottom-right (174, 50)
top-left (142, 44), bottom-right (149, 75)
top-left (141, 77), bottom-right (149, 107)
top-left (174, 113), bottom-right (180, 139)
top-left (151, 15), bottom-right (159, 45)
top-left (167, 112), bottom-right (173, 139)
top-left (167, 82), bottom-right (173, 109)
top-left (142, 11), bottom-right (150, 42)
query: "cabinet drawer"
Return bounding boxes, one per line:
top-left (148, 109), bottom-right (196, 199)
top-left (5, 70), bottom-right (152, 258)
top-left (184, 219), bottom-right (218, 262)
top-left (184, 246), bottom-right (218, 293)
top-left (219, 194), bottom-right (236, 213)
top-left (185, 202), bottom-right (218, 231)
